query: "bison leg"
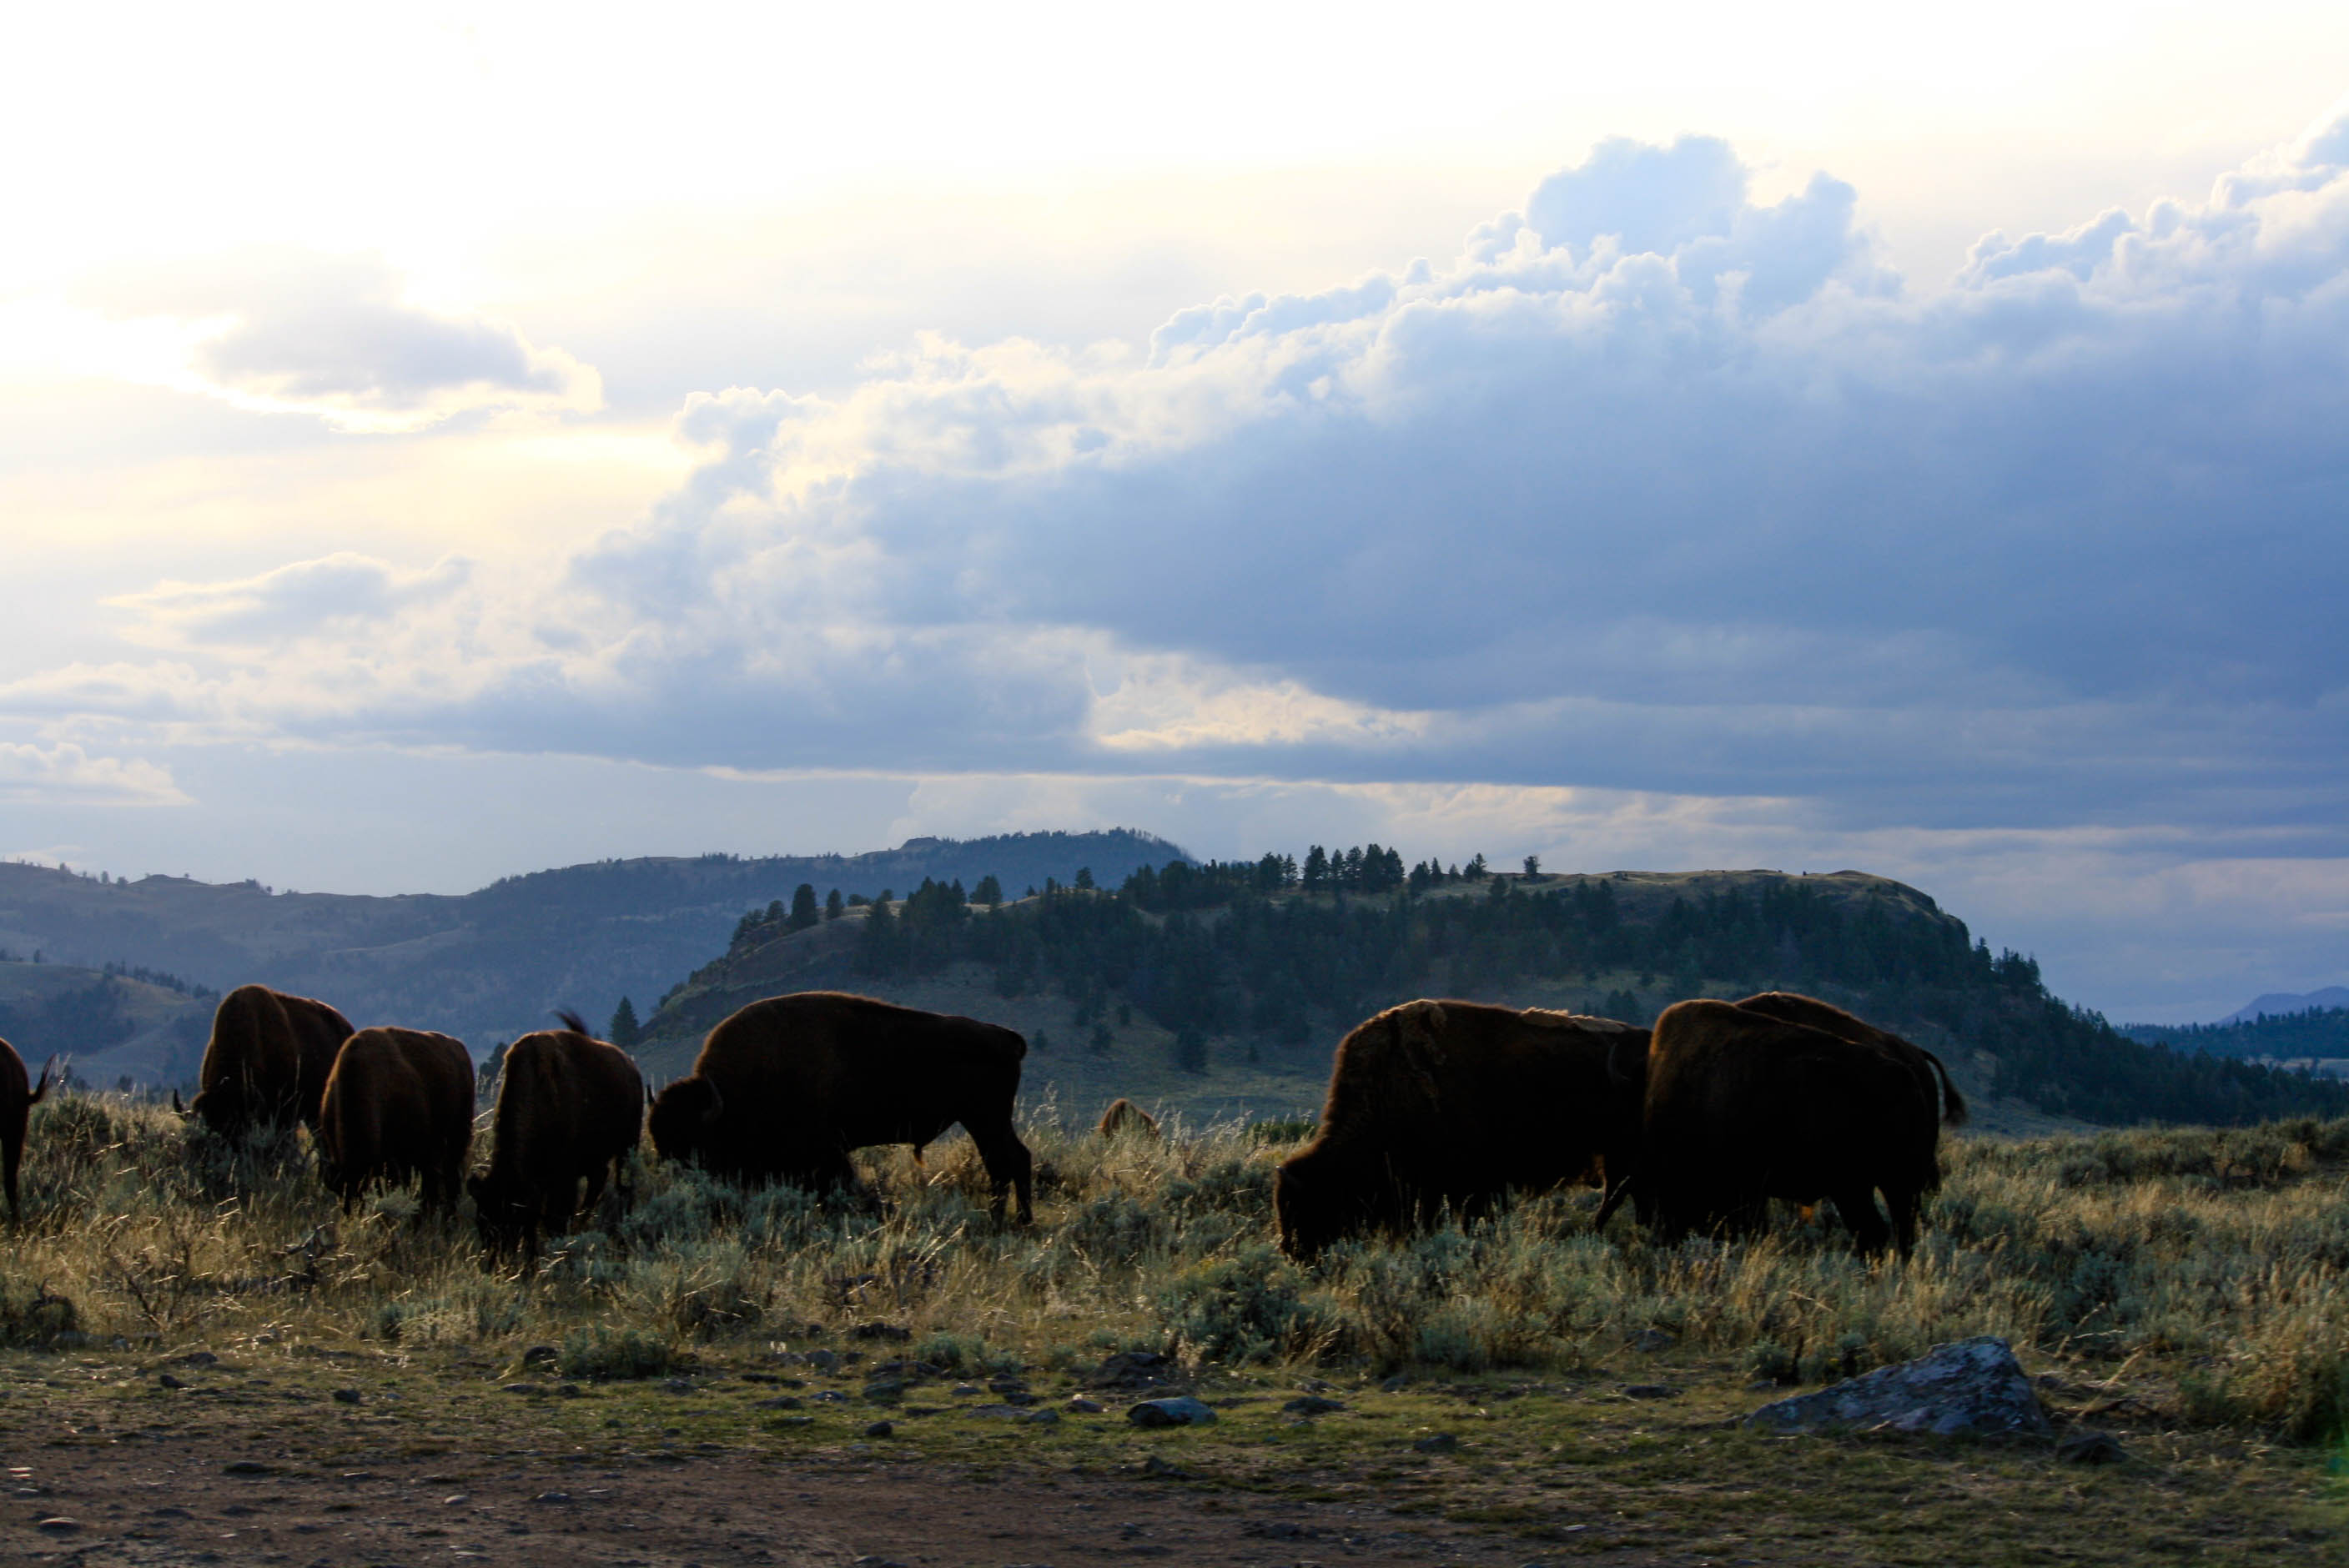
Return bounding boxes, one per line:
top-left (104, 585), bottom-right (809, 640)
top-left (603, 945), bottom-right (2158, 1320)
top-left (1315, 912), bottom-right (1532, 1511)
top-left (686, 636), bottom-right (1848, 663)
top-left (968, 1122), bottom-right (1034, 1225)
top-left (2, 1131), bottom-right (21, 1223)
top-left (1881, 1183), bottom-right (1923, 1260)
top-left (1825, 1184), bottom-right (1893, 1254)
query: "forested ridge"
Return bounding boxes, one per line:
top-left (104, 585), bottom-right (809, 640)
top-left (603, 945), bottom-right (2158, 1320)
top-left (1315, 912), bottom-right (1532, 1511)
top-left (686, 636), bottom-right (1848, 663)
top-left (2125, 1006), bottom-right (2349, 1061)
top-left (650, 851), bottom-right (2349, 1128)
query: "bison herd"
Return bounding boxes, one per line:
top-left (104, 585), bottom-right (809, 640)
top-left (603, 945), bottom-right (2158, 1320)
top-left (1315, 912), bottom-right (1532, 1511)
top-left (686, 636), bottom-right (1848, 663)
top-left (0, 980), bottom-right (1964, 1261)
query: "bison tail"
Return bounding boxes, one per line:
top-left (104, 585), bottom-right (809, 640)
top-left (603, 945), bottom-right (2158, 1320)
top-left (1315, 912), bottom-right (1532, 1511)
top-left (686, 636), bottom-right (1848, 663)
top-left (555, 1008), bottom-right (590, 1037)
top-left (29, 1057), bottom-right (58, 1104)
top-left (1924, 1050), bottom-right (1969, 1128)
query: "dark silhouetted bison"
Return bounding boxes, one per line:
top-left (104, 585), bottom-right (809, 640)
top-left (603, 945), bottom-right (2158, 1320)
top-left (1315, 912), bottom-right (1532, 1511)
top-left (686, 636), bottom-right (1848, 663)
top-left (1096, 1097), bottom-right (1161, 1141)
top-left (181, 984), bottom-right (354, 1138)
top-left (1597, 997), bottom-right (1955, 1256)
top-left (469, 1011), bottom-right (644, 1255)
top-left (317, 1028), bottom-right (475, 1215)
top-left (647, 991), bottom-right (1033, 1223)
top-left (1275, 999), bottom-right (1648, 1258)
top-left (1, 1038), bottom-right (57, 1220)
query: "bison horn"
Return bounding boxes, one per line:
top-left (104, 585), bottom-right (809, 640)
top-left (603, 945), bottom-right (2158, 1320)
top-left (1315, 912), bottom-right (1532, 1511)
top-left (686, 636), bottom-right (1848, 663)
top-left (171, 1088), bottom-right (186, 1116)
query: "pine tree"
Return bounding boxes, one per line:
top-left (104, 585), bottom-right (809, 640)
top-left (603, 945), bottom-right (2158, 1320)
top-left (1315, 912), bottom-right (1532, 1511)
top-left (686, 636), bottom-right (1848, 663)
top-left (787, 882), bottom-right (820, 930)
top-left (608, 996), bottom-right (641, 1048)
top-left (825, 887), bottom-right (845, 920)
top-left (973, 873), bottom-right (1003, 907)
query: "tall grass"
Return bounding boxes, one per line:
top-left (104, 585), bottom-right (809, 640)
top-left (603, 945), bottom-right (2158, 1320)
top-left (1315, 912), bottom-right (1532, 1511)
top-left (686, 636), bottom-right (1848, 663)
top-left (7, 1095), bottom-right (2346, 1441)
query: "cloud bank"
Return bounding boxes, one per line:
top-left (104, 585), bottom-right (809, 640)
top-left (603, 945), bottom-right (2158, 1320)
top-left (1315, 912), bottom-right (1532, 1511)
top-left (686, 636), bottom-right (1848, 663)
top-left (18, 103), bottom-right (2349, 854)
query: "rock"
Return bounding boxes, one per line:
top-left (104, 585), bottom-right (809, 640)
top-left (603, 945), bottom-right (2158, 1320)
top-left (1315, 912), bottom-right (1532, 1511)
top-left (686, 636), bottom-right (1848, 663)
top-left (950, 1383), bottom-right (983, 1397)
top-left (1413, 1433), bottom-right (1459, 1453)
top-left (1282, 1395), bottom-right (1347, 1416)
top-left (2057, 1429), bottom-right (2127, 1465)
top-left (863, 1420), bottom-right (895, 1438)
top-left (660, 1377), bottom-right (697, 1395)
top-left (772, 1415), bottom-right (815, 1427)
top-left (1380, 1374), bottom-right (1411, 1392)
top-left (803, 1349), bottom-right (841, 1373)
top-left (221, 1460), bottom-right (274, 1475)
top-left (530, 1491), bottom-right (572, 1505)
top-left (178, 1351), bottom-right (219, 1367)
top-left (1126, 1396), bottom-right (1217, 1428)
top-left (756, 1396), bottom-right (804, 1410)
top-left (1064, 1397), bottom-right (1104, 1413)
top-left (964, 1404), bottom-right (1034, 1420)
top-left (158, 1374), bottom-right (188, 1390)
top-left (812, 1390), bottom-right (849, 1402)
top-left (1619, 1384), bottom-right (1681, 1400)
top-left (34, 1517), bottom-right (81, 1534)
top-left (1743, 1336), bottom-right (2054, 1439)
top-left (442, 1494), bottom-right (471, 1506)
top-left (1139, 1454), bottom-right (1190, 1479)
top-left (1632, 1329), bottom-right (1675, 1354)
top-left (557, 1383), bottom-right (583, 1398)
top-left (503, 1382), bottom-right (548, 1396)
top-left (331, 1388), bottom-right (362, 1405)
top-left (1019, 1408), bottom-right (1060, 1426)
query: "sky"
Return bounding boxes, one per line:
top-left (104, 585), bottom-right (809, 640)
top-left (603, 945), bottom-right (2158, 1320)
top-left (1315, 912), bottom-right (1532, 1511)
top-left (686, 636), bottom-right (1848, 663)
top-left (4, 3), bottom-right (2347, 1022)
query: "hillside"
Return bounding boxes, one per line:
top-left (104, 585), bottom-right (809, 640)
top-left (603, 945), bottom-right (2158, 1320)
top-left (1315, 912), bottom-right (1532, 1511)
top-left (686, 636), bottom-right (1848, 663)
top-left (639, 856), bottom-right (2349, 1131)
top-left (2125, 1005), bottom-right (2349, 1078)
top-left (0, 830), bottom-right (1180, 1062)
top-left (0, 958), bottom-right (213, 1085)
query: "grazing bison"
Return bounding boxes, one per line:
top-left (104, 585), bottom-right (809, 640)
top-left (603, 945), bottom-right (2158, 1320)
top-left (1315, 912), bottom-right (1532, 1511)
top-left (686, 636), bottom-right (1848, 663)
top-left (1598, 998), bottom-right (1956, 1257)
top-left (1096, 1097), bottom-right (1161, 1141)
top-left (1, 1038), bottom-right (57, 1220)
top-left (181, 984), bottom-right (354, 1138)
top-left (468, 1011), bottom-right (644, 1255)
top-left (316, 1028), bottom-right (475, 1215)
top-left (1274, 999), bottom-right (1648, 1259)
top-left (647, 991), bottom-right (1033, 1224)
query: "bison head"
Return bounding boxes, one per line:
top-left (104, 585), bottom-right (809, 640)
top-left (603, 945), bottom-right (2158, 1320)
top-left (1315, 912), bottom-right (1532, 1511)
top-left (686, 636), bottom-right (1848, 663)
top-left (647, 1076), bottom-right (723, 1163)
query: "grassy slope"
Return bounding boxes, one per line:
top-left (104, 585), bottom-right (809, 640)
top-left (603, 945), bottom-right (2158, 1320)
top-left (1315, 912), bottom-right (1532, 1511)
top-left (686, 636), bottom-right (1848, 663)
top-left (0, 960), bottom-right (209, 1085)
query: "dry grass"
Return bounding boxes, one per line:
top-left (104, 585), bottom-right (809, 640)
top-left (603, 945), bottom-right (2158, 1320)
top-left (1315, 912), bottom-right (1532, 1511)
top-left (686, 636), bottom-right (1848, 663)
top-left (6, 1094), bottom-right (2349, 1450)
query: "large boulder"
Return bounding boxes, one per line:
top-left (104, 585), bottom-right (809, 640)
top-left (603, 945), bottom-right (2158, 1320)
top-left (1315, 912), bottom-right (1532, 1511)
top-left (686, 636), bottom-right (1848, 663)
top-left (1743, 1335), bottom-right (2053, 1438)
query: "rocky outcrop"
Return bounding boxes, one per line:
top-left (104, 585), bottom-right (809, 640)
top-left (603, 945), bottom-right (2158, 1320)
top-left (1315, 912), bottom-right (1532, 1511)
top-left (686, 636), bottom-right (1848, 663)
top-left (1743, 1335), bottom-right (2053, 1438)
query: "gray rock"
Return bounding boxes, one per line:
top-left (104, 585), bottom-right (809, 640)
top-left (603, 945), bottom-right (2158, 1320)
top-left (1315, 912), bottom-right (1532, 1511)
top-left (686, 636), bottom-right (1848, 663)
top-left (1126, 1396), bottom-right (1216, 1428)
top-left (1064, 1396), bottom-right (1104, 1413)
top-left (1619, 1384), bottom-right (1681, 1400)
top-left (1413, 1433), bottom-right (1459, 1453)
top-left (1281, 1395), bottom-right (1347, 1416)
top-left (34, 1517), bottom-right (81, 1534)
top-left (755, 1395), bottom-right (804, 1410)
top-left (1019, 1408), bottom-right (1060, 1426)
top-left (331, 1388), bottom-right (362, 1405)
top-left (1379, 1373), bottom-right (1410, 1392)
top-left (964, 1404), bottom-right (1034, 1420)
top-left (158, 1374), bottom-right (188, 1390)
top-left (863, 1420), bottom-right (895, 1438)
top-left (2057, 1428), bottom-right (2126, 1465)
top-left (1743, 1336), bottom-right (2054, 1439)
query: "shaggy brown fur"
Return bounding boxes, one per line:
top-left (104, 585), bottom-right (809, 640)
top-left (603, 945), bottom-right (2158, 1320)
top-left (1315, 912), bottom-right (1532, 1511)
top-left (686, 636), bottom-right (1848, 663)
top-left (1599, 998), bottom-right (1953, 1257)
top-left (1096, 1098), bottom-right (1161, 1141)
top-left (1274, 998), bottom-right (1648, 1259)
top-left (468, 1013), bottom-right (644, 1255)
top-left (647, 991), bottom-right (1033, 1224)
top-left (1732, 991), bottom-right (1969, 1127)
top-left (184, 984), bottom-right (354, 1138)
top-left (316, 1028), bottom-right (475, 1215)
top-left (0, 1038), bottom-right (56, 1220)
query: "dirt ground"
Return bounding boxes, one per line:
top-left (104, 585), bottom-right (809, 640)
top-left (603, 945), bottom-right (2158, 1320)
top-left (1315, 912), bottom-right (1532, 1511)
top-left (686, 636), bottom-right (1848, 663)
top-left (3, 1445), bottom-right (1559, 1568)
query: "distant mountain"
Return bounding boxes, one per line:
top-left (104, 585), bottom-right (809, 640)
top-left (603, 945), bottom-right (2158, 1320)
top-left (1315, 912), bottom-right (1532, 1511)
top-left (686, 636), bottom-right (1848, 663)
top-left (0, 830), bottom-right (1183, 1072)
top-left (2222, 988), bottom-right (2349, 1024)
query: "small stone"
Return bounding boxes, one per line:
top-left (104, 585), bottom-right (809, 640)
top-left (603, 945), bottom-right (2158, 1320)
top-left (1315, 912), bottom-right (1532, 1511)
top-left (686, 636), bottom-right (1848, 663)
top-left (179, 1351), bottom-right (220, 1366)
top-left (522, 1345), bottom-right (558, 1365)
top-left (756, 1395), bottom-right (805, 1410)
top-left (1620, 1384), bottom-right (1681, 1400)
top-left (951, 1383), bottom-right (983, 1397)
top-left (812, 1390), bottom-right (849, 1403)
top-left (331, 1388), bottom-right (362, 1405)
top-left (1413, 1433), bottom-right (1459, 1453)
top-left (1126, 1396), bottom-right (1217, 1428)
top-left (803, 1349), bottom-right (840, 1372)
top-left (863, 1420), bottom-right (895, 1438)
top-left (530, 1491), bottom-right (572, 1505)
top-left (222, 1460), bottom-right (274, 1475)
top-left (1380, 1374), bottom-right (1410, 1392)
top-left (502, 1382), bottom-right (547, 1396)
top-left (661, 1377), bottom-right (697, 1394)
top-left (34, 1517), bottom-right (82, 1534)
top-left (443, 1494), bottom-right (470, 1506)
top-left (557, 1383), bottom-right (582, 1398)
top-left (1281, 1395), bottom-right (1346, 1416)
top-left (772, 1415), bottom-right (815, 1427)
top-left (1064, 1397), bottom-right (1104, 1414)
top-left (1019, 1408), bottom-right (1060, 1426)
top-left (159, 1373), bottom-right (188, 1390)
top-left (2057, 1429), bottom-right (2127, 1465)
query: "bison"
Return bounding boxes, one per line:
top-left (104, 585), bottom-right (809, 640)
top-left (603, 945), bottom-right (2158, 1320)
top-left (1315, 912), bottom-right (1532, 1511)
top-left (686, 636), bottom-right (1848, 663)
top-left (1731, 992), bottom-right (1968, 1129)
top-left (1, 1038), bottom-right (57, 1220)
top-left (647, 991), bottom-right (1033, 1224)
top-left (468, 1011), bottom-right (644, 1255)
top-left (1096, 1097), bottom-right (1161, 1141)
top-left (1596, 997), bottom-right (1957, 1257)
top-left (181, 984), bottom-right (354, 1138)
top-left (1274, 998), bottom-right (1648, 1259)
top-left (316, 1028), bottom-right (475, 1215)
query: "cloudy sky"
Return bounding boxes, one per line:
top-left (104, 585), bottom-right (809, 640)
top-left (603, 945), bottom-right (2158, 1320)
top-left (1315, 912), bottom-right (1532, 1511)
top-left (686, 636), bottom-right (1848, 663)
top-left (5, 3), bottom-right (2347, 1021)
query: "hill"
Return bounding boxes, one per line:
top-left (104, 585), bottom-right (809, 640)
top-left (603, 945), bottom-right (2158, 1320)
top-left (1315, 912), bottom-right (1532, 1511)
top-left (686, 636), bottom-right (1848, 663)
top-left (638, 853), bottom-right (2349, 1131)
top-left (0, 957), bottom-right (213, 1086)
top-left (2125, 1005), bottom-right (2349, 1078)
top-left (2221, 985), bottom-right (2349, 1023)
top-left (0, 830), bottom-right (1180, 1063)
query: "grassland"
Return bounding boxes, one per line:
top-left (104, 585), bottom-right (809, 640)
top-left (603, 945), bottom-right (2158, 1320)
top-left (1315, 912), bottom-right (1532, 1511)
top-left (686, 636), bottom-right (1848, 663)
top-left (3, 1098), bottom-right (2346, 1563)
